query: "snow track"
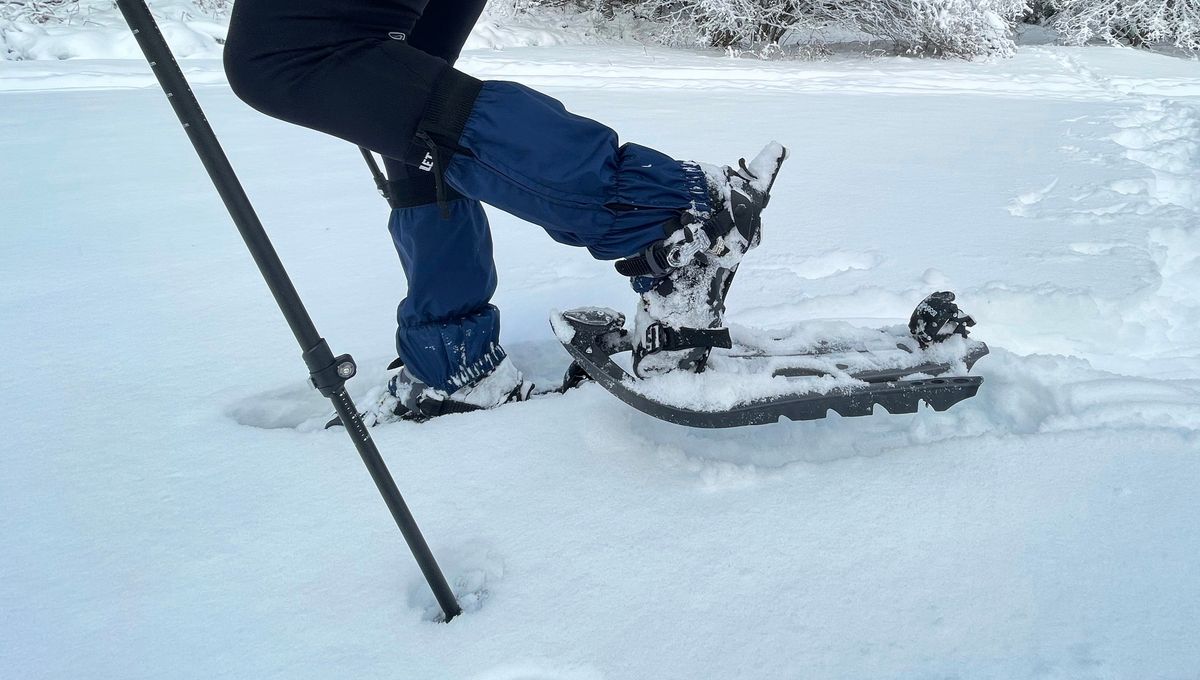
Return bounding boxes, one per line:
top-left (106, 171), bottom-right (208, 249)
top-left (998, 55), bottom-right (1200, 379)
top-left (1112, 100), bottom-right (1200, 211)
top-left (3, 44), bottom-right (1200, 680)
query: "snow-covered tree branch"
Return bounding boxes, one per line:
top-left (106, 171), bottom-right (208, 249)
top-left (1054, 0), bottom-right (1200, 51)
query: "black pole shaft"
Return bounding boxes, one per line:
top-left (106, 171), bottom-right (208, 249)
top-left (115, 0), bottom-right (461, 622)
top-left (359, 147), bottom-right (395, 207)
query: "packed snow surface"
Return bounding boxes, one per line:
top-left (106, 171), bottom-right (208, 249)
top-left (3, 43), bottom-right (1200, 679)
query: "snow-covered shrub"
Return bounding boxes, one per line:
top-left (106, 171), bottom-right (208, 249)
top-left (1, 1), bottom-right (71, 24)
top-left (1054, 0), bottom-right (1200, 50)
top-left (812, 0), bottom-right (1028, 58)
top-left (619, 0), bottom-right (1025, 57)
top-left (2, 0), bottom-right (1030, 60)
top-left (1023, 0), bottom-right (1058, 24)
top-left (637, 0), bottom-right (812, 48)
top-left (192, 0), bottom-right (230, 16)
top-left (1, 0), bottom-right (229, 59)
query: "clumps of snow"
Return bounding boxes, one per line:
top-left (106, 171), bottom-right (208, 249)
top-left (1, 0), bottom-right (227, 60)
top-left (443, 355), bottom-right (527, 408)
top-left (1110, 100), bottom-right (1200, 211)
top-left (1000, 92), bottom-right (1200, 372)
top-left (407, 542), bottom-right (505, 622)
top-left (547, 309), bottom-right (578, 344)
top-left (1008, 176), bottom-right (1060, 217)
top-left (619, 319), bottom-right (982, 412)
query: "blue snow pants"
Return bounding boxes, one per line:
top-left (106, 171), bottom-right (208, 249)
top-left (223, 0), bottom-right (710, 391)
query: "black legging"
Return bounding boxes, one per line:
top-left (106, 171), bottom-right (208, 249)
top-left (381, 0), bottom-right (486, 201)
top-left (223, 0), bottom-right (706, 260)
top-left (223, 0), bottom-right (484, 204)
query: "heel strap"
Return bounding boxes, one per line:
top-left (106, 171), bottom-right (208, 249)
top-left (615, 213), bottom-right (715, 278)
top-left (641, 322), bottom-right (732, 354)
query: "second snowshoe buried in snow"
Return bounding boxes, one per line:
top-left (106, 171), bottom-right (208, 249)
top-left (328, 355), bottom-right (534, 428)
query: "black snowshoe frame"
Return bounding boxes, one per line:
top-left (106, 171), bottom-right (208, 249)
top-left (553, 306), bottom-right (987, 429)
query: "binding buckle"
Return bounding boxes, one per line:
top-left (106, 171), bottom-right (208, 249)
top-left (665, 225), bottom-right (711, 268)
top-left (642, 322), bottom-right (733, 354)
top-left (644, 323), bottom-right (671, 353)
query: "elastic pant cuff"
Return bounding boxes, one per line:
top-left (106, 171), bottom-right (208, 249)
top-left (396, 304), bottom-right (501, 392)
top-left (425, 68), bottom-right (483, 145)
top-left (406, 68), bottom-right (484, 163)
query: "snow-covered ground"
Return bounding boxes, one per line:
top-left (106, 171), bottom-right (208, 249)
top-left (3, 40), bottom-right (1200, 679)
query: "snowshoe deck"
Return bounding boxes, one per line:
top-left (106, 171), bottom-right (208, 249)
top-left (551, 306), bottom-right (987, 429)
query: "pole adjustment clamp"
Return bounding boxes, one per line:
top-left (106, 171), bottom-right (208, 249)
top-left (303, 338), bottom-right (356, 397)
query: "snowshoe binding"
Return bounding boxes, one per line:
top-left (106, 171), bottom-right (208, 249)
top-left (909, 290), bottom-right (975, 348)
top-left (615, 141), bottom-right (789, 377)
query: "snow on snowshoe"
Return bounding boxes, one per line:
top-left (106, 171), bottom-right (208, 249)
top-left (550, 292), bottom-right (987, 429)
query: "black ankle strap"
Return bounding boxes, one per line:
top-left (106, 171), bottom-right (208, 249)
top-left (615, 243), bottom-right (673, 278)
top-left (642, 322), bottom-right (732, 353)
top-left (614, 212), bottom-right (704, 278)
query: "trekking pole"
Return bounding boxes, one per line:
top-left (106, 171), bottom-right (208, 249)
top-left (115, 0), bottom-right (462, 623)
top-left (359, 147), bottom-right (396, 207)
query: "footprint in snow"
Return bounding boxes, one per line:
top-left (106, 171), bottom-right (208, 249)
top-left (225, 381), bottom-right (330, 431)
top-left (408, 542), bottom-right (505, 622)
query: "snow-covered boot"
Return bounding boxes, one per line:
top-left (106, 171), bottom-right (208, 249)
top-left (615, 142), bottom-right (788, 377)
top-left (331, 356), bottom-right (533, 427)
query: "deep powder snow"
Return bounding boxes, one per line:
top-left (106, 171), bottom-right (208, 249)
top-left (2, 41), bottom-right (1199, 680)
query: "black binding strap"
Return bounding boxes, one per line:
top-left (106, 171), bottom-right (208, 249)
top-left (614, 217), bottom-right (689, 278)
top-left (615, 243), bottom-right (673, 278)
top-left (414, 395), bottom-right (480, 419)
top-left (643, 322), bottom-right (732, 353)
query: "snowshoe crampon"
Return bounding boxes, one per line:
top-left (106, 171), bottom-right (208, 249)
top-left (550, 293), bottom-right (987, 429)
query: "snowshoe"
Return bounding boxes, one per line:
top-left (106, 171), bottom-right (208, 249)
top-left (550, 292), bottom-right (988, 429)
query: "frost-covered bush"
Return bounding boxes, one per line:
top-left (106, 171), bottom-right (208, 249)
top-left (1054, 0), bottom-right (1200, 50)
top-left (1023, 0), bottom-right (1058, 24)
top-left (0, 0), bottom-right (230, 23)
top-left (0, 0), bottom-right (77, 24)
top-left (812, 0), bottom-right (1027, 58)
top-left (619, 0), bottom-right (1025, 57)
top-left (2, 0), bottom-right (1032, 60)
top-left (1, 0), bottom-right (228, 59)
top-left (638, 0), bottom-right (811, 48)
